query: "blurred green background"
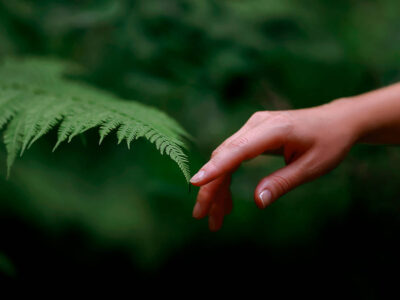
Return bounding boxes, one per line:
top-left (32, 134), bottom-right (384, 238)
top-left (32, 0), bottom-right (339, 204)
top-left (0, 0), bottom-right (399, 295)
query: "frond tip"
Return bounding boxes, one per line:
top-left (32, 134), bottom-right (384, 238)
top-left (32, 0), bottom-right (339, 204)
top-left (0, 57), bottom-right (191, 182)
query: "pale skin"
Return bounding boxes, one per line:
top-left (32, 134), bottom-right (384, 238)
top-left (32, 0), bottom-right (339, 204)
top-left (190, 83), bottom-right (400, 231)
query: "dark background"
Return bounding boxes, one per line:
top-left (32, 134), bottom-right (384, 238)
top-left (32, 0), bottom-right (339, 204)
top-left (0, 0), bottom-right (399, 295)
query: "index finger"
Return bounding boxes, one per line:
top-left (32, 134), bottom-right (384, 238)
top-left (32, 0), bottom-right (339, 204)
top-left (190, 125), bottom-right (285, 186)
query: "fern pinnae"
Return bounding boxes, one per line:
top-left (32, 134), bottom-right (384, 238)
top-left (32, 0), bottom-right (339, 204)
top-left (53, 106), bottom-right (90, 149)
top-left (149, 132), bottom-right (160, 144)
top-left (155, 136), bottom-right (164, 152)
top-left (126, 127), bottom-right (140, 149)
top-left (67, 110), bottom-right (110, 142)
top-left (20, 95), bottom-right (55, 156)
top-left (98, 117), bottom-right (120, 145)
top-left (116, 123), bottom-right (131, 145)
top-left (145, 130), bottom-right (158, 143)
top-left (0, 90), bottom-right (24, 131)
top-left (0, 58), bottom-right (191, 181)
top-left (4, 114), bottom-right (26, 177)
top-left (52, 121), bottom-right (74, 151)
top-left (159, 140), bottom-right (169, 155)
top-left (27, 100), bottom-right (73, 149)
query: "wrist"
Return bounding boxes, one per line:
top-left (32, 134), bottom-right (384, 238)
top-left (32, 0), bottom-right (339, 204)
top-left (319, 97), bottom-right (369, 144)
top-left (313, 83), bottom-right (400, 145)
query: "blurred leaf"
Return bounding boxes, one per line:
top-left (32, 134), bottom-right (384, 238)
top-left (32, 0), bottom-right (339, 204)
top-left (0, 252), bottom-right (16, 277)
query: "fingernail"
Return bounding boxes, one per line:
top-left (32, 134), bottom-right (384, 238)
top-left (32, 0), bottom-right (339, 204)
top-left (192, 202), bottom-right (203, 219)
top-left (190, 170), bottom-right (205, 184)
top-left (259, 189), bottom-right (272, 208)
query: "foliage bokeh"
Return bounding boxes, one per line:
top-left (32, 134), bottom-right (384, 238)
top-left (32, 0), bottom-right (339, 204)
top-left (0, 0), bottom-right (399, 293)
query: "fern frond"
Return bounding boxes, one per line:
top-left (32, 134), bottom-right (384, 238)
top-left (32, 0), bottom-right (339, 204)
top-left (98, 116), bottom-right (120, 145)
top-left (4, 113), bottom-right (25, 177)
top-left (0, 58), bottom-right (191, 182)
top-left (0, 89), bottom-right (25, 131)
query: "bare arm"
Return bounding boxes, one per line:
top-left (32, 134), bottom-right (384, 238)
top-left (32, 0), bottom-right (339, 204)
top-left (190, 83), bottom-right (400, 231)
top-left (343, 83), bottom-right (400, 144)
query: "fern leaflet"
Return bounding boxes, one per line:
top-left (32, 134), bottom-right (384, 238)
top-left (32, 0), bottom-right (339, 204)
top-left (0, 58), bottom-right (191, 181)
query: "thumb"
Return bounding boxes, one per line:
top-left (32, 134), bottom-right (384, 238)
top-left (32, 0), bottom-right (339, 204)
top-left (254, 154), bottom-right (313, 209)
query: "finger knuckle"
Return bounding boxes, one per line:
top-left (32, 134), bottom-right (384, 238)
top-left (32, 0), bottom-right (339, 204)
top-left (248, 111), bottom-right (268, 124)
top-left (211, 149), bottom-right (220, 158)
top-left (229, 136), bottom-right (249, 149)
top-left (251, 111), bottom-right (264, 119)
top-left (207, 158), bottom-right (220, 171)
top-left (198, 188), bottom-right (213, 203)
top-left (266, 112), bottom-right (294, 138)
top-left (270, 112), bottom-right (291, 124)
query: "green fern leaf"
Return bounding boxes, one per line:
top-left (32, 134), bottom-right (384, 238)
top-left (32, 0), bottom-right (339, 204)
top-left (98, 116), bottom-right (120, 145)
top-left (0, 89), bottom-right (25, 131)
top-left (4, 113), bottom-right (25, 177)
top-left (0, 58), bottom-right (191, 182)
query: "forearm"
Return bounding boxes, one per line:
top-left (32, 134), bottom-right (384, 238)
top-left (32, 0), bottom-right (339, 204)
top-left (329, 83), bottom-right (400, 144)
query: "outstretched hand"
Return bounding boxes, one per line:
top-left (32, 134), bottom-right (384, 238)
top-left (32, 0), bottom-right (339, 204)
top-left (190, 100), bottom-right (361, 231)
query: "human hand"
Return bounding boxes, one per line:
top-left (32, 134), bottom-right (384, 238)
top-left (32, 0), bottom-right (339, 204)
top-left (190, 99), bottom-right (362, 231)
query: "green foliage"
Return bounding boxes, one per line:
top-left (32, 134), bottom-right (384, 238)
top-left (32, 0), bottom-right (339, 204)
top-left (0, 0), bottom-right (399, 281)
top-left (0, 252), bottom-right (15, 277)
top-left (0, 58), bottom-right (190, 181)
